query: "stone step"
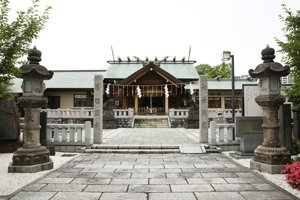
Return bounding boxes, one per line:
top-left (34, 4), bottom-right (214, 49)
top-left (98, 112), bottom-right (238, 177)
top-left (134, 125), bottom-right (169, 128)
top-left (133, 118), bottom-right (169, 128)
top-left (85, 148), bottom-right (180, 154)
top-left (85, 144), bottom-right (211, 154)
top-left (91, 144), bottom-right (179, 149)
top-left (87, 144), bottom-right (180, 154)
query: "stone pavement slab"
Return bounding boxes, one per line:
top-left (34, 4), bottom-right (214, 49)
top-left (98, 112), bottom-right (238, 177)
top-left (7, 153), bottom-right (298, 200)
top-left (195, 192), bottom-right (245, 200)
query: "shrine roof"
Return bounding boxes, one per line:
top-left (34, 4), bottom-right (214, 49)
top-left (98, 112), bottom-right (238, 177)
top-left (11, 70), bottom-right (106, 93)
top-left (185, 79), bottom-right (258, 90)
top-left (11, 70), bottom-right (258, 93)
top-left (104, 61), bottom-right (199, 80)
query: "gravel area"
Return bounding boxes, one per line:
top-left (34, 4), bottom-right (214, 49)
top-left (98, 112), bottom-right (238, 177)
top-left (0, 152), bottom-right (79, 196)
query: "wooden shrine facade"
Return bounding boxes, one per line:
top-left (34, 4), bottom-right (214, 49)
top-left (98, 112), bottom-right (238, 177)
top-left (104, 61), bottom-right (198, 115)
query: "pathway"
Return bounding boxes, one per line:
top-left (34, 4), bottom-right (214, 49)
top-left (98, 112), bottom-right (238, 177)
top-left (6, 128), bottom-right (297, 200)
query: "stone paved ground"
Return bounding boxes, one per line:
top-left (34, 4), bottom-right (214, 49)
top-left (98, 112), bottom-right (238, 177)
top-left (8, 153), bottom-right (296, 200)
top-left (103, 128), bottom-right (199, 144)
top-left (6, 128), bottom-right (298, 199)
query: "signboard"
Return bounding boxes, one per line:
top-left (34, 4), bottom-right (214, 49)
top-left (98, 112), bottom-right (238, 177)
top-left (242, 84), bottom-right (263, 116)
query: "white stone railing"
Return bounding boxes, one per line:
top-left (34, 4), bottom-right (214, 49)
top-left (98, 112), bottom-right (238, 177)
top-left (43, 108), bottom-right (94, 119)
top-left (47, 122), bottom-right (92, 146)
top-left (209, 121), bottom-right (235, 144)
top-left (208, 109), bottom-right (242, 119)
top-left (113, 108), bottom-right (134, 118)
top-left (169, 108), bottom-right (189, 119)
top-left (20, 122), bottom-right (92, 146)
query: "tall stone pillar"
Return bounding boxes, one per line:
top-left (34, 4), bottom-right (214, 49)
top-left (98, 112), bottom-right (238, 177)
top-left (249, 45), bottom-right (291, 174)
top-left (93, 75), bottom-right (103, 144)
top-left (8, 47), bottom-right (54, 173)
top-left (199, 75), bottom-right (208, 143)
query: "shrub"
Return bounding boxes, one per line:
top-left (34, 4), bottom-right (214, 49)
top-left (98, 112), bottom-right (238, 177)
top-left (281, 162), bottom-right (300, 190)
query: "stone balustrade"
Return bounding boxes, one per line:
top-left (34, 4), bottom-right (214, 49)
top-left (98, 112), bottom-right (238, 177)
top-left (169, 108), bottom-right (189, 118)
top-left (20, 122), bottom-right (92, 152)
top-left (114, 108), bottom-right (134, 118)
top-left (209, 121), bottom-right (235, 145)
top-left (208, 109), bottom-right (242, 119)
top-left (43, 108), bottom-right (94, 119)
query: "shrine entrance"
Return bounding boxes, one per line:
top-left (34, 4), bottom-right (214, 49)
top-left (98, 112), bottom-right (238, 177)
top-left (138, 95), bottom-right (164, 115)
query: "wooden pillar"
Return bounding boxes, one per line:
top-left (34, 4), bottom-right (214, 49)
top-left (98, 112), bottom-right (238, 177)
top-left (165, 95), bottom-right (169, 115)
top-left (134, 94), bottom-right (138, 114)
top-left (221, 95), bottom-right (226, 110)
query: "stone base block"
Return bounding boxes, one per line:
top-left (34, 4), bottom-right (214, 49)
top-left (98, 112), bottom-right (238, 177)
top-left (8, 159), bottom-right (53, 173)
top-left (230, 152), bottom-right (253, 159)
top-left (240, 131), bottom-right (263, 153)
top-left (250, 159), bottom-right (285, 174)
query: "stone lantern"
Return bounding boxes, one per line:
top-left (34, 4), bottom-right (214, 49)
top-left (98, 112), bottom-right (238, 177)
top-left (249, 45), bottom-right (291, 174)
top-left (8, 47), bottom-right (54, 173)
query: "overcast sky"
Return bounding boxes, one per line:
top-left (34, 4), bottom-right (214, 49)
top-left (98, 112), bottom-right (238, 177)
top-left (10, 0), bottom-right (300, 75)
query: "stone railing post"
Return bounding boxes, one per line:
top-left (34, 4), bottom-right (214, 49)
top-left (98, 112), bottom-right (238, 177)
top-left (209, 121), bottom-right (216, 145)
top-left (85, 121), bottom-right (92, 146)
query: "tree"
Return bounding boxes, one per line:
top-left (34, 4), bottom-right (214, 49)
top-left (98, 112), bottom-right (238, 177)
top-left (195, 62), bottom-right (231, 78)
top-left (276, 4), bottom-right (300, 111)
top-left (0, 0), bottom-right (51, 99)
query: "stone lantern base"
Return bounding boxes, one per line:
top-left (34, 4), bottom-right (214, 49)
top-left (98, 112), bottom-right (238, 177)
top-left (8, 146), bottom-right (53, 173)
top-left (250, 145), bottom-right (291, 174)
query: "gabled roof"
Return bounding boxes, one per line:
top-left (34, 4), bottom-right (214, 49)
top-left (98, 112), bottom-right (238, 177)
top-left (11, 70), bottom-right (258, 93)
top-left (184, 79), bottom-right (258, 90)
top-left (11, 70), bottom-right (106, 93)
top-left (104, 61), bottom-right (199, 80)
top-left (118, 61), bottom-right (182, 86)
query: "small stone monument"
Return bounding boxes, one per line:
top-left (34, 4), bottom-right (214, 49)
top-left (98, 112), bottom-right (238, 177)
top-left (185, 99), bottom-right (199, 129)
top-left (103, 98), bottom-right (117, 129)
top-left (8, 47), bottom-right (54, 173)
top-left (249, 45), bottom-right (291, 174)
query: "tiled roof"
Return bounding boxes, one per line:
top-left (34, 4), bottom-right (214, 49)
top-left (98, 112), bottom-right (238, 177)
top-left (11, 70), bottom-right (257, 93)
top-left (11, 70), bottom-right (106, 93)
top-left (104, 63), bottom-right (199, 80)
top-left (185, 79), bottom-right (258, 90)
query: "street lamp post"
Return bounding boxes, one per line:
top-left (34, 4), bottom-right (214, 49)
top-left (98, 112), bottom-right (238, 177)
top-left (222, 51), bottom-right (235, 140)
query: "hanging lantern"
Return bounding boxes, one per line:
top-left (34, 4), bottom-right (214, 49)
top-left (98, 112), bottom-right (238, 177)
top-left (189, 82), bottom-right (194, 95)
top-left (105, 83), bottom-right (110, 95)
top-left (164, 84), bottom-right (169, 98)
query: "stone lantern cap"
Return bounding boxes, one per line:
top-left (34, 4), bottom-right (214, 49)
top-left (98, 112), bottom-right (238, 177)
top-left (249, 45), bottom-right (290, 78)
top-left (18, 46), bottom-right (53, 80)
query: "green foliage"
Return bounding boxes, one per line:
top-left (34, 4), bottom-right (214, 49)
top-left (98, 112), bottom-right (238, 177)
top-left (276, 4), bottom-right (300, 111)
top-left (0, 0), bottom-right (51, 100)
top-left (195, 62), bottom-right (231, 78)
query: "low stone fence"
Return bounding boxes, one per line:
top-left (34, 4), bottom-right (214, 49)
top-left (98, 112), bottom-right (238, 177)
top-left (42, 108), bottom-right (134, 128)
top-left (20, 122), bottom-right (92, 152)
top-left (114, 108), bottom-right (134, 128)
top-left (208, 109), bottom-right (242, 120)
top-left (169, 108), bottom-right (189, 128)
top-left (209, 121), bottom-right (239, 151)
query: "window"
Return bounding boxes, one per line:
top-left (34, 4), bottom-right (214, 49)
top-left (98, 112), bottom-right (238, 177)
top-left (47, 96), bottom-right (60, 109)
top-left (208, 97), bottom-right (221, 108)
top-left (225, 97), bottom-right (241, 109)
top-left (74, 94), bottom-right (87, 107)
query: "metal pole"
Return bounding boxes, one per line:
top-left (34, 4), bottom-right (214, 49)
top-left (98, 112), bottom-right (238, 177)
top-left (231, 55), bottom-right (235, 140)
